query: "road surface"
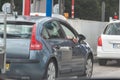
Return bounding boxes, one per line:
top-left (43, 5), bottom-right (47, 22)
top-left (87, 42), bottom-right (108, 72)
top-left (92, 60), bottom-right (120, 79)
top-left (58, 60), bottom-right (120, 80)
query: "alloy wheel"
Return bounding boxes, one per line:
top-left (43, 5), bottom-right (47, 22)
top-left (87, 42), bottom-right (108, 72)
top-left (85, 57), bottom-right (93, 78)
top-left (47, 61), bottom-right (56, 80)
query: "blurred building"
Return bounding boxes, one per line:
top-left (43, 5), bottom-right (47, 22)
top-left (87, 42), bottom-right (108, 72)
top-left (27, 0), bottom-right (64, 14)
top-left (31, 0), bottom-right (46, 13)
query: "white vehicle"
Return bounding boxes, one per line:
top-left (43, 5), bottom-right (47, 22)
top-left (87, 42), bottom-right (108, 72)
top-left (97, 20), bottom-right (120, 66)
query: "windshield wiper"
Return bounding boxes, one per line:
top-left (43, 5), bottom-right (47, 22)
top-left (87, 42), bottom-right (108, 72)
top-left (6, 33), bottom-right (21, 38)
top-left (0, 32), bottom-right (21, 38)
top-left (0, 33), bottom-right (31, 38)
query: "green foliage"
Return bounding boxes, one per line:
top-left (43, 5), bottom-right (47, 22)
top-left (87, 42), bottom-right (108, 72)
top-left (65, 0), bottom-right (119, 21)
top-left (0, 0), bottom-right (119, 21)
top-left (105, 0), bottom-right (119, 21)
top-left (0, 0), bottom-right (10, 11)
top-left (0, 0), bottom-right (22, 14)
top-left (75, 0), bottom-right (101, 21)
top-left (14, 0), bottom-right (22, 15)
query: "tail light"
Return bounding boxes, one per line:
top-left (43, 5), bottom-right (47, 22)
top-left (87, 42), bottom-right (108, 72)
top-left (30, 24), bottom-right (42, 50)
top-left (98, 36), bottom-right (102, 46)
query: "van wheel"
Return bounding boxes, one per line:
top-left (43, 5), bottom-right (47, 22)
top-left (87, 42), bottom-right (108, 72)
top-left (98, 59), bottom-right (107, 66)
top-left (45, 60), bottom-right (57, 80)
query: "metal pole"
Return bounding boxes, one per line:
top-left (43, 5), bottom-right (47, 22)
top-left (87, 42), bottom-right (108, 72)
top-left (119, 0), bottom-right (120, 19)
top-left (36, 0), bottom-right (40, 12)
top-left (58, 0), bottom-right (61, 14)
top-left (10, 0), bottom-right (15, 14)
top-left (22, 0), bottom-right (24, 15)
top-left (23, 0), bottom-right (30, 16)
top-left (46, 0), bottom-right (52, 17)
top-left (61, 0), bottom-right (65, 15)
top-left (71, 0), bottom-right (74, 18)
top-left (1, 12), bottom-right (7, 74)
top-left (33, 0), bottom-right (36, 12)
top-left (62, 0), bottom-right (65, 15)
top-left (101, 0), bottom-right (105, 21)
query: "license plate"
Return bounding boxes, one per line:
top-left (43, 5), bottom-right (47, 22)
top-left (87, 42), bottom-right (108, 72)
top-left (113, 43), bottom-right (120, 49)
top-left (6, 64), bottom-right (10, 70)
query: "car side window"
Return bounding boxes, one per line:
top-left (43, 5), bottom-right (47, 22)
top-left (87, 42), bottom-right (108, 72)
top-left (44, 21), bottom-right (64, 39)
top-left (59, 22), bottom-right (76, 39)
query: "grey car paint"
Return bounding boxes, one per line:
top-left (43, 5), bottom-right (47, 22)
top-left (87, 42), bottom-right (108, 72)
top-left (0, 16), bottom-right (93, 80)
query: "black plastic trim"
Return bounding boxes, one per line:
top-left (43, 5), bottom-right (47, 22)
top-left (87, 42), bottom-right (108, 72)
top-left (6, 58), bottom-right (39, 63)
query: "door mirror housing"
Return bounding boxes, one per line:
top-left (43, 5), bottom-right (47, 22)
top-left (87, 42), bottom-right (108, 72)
top-left (78, 34), bottom-right (86, 42)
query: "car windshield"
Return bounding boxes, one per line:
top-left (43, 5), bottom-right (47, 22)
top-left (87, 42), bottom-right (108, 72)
top-left (0, 23), bottom-right (33, 38)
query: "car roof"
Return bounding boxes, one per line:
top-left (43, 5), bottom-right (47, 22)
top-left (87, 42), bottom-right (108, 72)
top-left (109, 20), bottom-right (120, 24)
top-left (0, 16), bottom-right (43, 23)
top-left (30, 12), bottom-right (67, 20)
top-left (0, 15), bottom-right (66, 24)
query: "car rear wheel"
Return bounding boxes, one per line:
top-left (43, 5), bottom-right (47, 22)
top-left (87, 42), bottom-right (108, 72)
top-left (98, 59), bottom-right (107, 66)
top-left (85, 56), bottom-right (93, 78)
top-left (45, 60), bottom-right (57, 80)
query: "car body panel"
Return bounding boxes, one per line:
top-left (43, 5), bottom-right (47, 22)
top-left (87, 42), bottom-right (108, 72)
top-left (0, 16), bottom-right (93, 80)
top-left (6, 39), bottom-right (30, 59)
top-left (102, 34), bottom-right (120, 52)
top-left (97, 46), bottom-right (120, 59)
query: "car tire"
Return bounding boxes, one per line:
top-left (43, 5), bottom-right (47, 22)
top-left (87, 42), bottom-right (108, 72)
top-left (45, 60), bottom-right (57, 80)
top-left (78, 56), bottom-right (93, 79)
top-left (98, 59), bottom-right (107, 66)
top-left (84, 56), bottom-right (93, 78)
top-left (117, 60), bottom-right (120, 64)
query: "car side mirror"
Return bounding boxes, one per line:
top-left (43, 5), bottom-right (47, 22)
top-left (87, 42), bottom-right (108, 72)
top-left (78, 34), bottom-right (86, 42)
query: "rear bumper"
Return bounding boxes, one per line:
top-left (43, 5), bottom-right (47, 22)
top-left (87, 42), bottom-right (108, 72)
top-left (7, 58), bottom-right (39, 63)
top-left (97, 47), bottom-right (120, 59)
top-left (0, 74), bottom-right (31, 80)
top-left (0, 59), bottom-right (45, 80)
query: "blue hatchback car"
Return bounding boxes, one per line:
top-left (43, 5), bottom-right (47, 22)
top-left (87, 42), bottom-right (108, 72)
top-left (0, 16), bottom-right (93, 80)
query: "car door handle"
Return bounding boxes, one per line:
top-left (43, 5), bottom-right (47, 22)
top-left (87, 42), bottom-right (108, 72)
top-left (60, 47), bottom-right (72, 50)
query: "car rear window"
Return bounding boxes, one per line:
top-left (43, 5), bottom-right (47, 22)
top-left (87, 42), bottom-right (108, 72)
top-left (104, 23), bottom-right (120, 35)
top-left (0, 22), bottom-right (34, 38)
